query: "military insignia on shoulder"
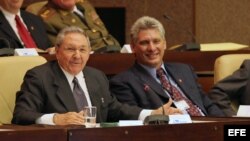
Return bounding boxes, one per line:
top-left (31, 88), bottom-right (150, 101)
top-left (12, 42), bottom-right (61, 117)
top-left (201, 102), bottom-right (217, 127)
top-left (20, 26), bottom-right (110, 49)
top-left (40, 9), bottom-right (55, 19)
top-left (90, 11), bottom-right (99, 21)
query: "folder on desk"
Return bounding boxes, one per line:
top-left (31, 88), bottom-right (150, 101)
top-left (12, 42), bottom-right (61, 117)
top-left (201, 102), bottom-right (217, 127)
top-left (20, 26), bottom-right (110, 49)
top-left (200, 42), bottom-right (249, 51)
top-left (168, 42), bottom-right (249, 51)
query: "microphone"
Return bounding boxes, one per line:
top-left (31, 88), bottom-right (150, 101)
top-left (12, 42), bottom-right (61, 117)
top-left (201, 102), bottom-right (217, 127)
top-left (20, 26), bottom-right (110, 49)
top-left (0, 38), bottom-right (14, 56)
top-left (163, 14), bottom-right (200, 51)
top-left (143, 100), bottom-right (169, 125)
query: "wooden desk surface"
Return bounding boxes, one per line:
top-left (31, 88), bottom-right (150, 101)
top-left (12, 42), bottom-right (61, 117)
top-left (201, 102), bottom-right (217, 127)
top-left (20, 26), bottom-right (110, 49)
top-left (0, 125), bottom-right (67, 141)
top-left (68, 117), bottom-right (250, 141)
top-left (1, 117), bottom-right (250, 141)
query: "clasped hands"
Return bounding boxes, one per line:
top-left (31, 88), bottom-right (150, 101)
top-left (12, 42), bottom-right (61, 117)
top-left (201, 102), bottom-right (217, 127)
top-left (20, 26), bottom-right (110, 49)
top-left (151, 99), bottom-right (183, 115)
top-left (53, 111), bottom-right (85, 125)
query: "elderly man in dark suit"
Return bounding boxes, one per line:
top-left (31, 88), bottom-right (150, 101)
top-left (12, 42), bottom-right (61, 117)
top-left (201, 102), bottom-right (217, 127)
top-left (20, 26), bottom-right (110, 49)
top-left (208, 60), bottom-right (250, 116)
top-left (12, 26), bottom-right (182, 125)
top-left (0, 0), bottom-right (51, 51)
top-left (110, 16), bottom-right (224, 117)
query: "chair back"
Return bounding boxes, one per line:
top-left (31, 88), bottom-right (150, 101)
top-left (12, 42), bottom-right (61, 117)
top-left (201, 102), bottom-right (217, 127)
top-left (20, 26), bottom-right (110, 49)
top-left (0, 56), bottom-right (46, 124)
top-left (214, 54), bottom-right (250, 111)
top-left (214, 54), bottom-right (250, 83)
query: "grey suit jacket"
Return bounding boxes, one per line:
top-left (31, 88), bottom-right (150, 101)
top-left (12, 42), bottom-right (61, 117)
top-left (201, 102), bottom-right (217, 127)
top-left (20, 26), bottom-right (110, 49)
top-left (0, 10), bottom-right (51, 50)
top-left (110, 62), bottom-right (224, 116)
top-left (208, 60), bottom-right (250, 116)
top-left (12, 61), bottom-right (141, 125)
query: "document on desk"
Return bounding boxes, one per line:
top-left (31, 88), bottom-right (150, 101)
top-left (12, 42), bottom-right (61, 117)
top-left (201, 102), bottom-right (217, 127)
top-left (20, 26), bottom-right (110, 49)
top-left (200, 42), bottom-right (248, 51)
top-left (236, 105), bottom-right (250, 117)
top-left (14, 48), bottom-right (38, 56)
top-left (169, 114), bottom-right (192, 124)
top-left (118, 120), bottom-right (143, 126)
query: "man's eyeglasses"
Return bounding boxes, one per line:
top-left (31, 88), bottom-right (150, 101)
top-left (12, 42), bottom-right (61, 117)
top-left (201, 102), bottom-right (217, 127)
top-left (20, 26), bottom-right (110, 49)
top-left (63, 47), bottom-right (89, 54)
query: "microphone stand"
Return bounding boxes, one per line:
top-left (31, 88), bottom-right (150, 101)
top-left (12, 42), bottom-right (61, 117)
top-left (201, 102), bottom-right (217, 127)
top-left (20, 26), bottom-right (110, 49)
top-left (143, 104), bottom-right (169, 125)
top-left (0, 38), bottom-right (14, 56)
top-left (163, 14), bottom-right (200, 51)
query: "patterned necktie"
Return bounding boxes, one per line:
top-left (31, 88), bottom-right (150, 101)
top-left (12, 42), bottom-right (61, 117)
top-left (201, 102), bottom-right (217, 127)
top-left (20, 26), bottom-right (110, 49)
top-left (72, 77), bottom-right (88, 111)
top-left (15, 15), bottom-right (37, 48)
top-left (156, 68), bottom-right (202, 116)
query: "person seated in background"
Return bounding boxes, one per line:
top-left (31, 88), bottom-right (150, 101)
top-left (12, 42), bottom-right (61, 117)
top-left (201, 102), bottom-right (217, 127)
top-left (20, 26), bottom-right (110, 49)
top-left (110, 16), bottom-right (225, 117)
top-left (12, 26), bottom-right (182, 125)
top-left (0, 0), bottom-right (51, 51)
top-left (208, 60), bottom-right (250, 116)
top-left (32, 0), bottom-right (121, 53)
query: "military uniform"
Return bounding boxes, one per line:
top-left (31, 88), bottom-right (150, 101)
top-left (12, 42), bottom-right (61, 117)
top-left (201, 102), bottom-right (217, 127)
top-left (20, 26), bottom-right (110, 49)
top-left (38, 0), bottom-right (120, 52)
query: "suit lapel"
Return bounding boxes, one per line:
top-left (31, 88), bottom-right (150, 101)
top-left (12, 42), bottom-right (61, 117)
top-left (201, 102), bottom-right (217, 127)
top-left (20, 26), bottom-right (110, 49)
top-left (132, 63), bottom-right (169, 99)
top-left (57, 9), bottom-right (88, 30)
top-left (21, 12), bottom-right (37, 43)
top-left (83, 68), bottom-right (103, 112)
top-left (0, 11), bottom-right (21, 43)
top-left (165, 64), bottom-right (186, 92)
top-left (165, 64), bottom-right (202, 107)
top-left (52, 62), bottom-right (78, 111)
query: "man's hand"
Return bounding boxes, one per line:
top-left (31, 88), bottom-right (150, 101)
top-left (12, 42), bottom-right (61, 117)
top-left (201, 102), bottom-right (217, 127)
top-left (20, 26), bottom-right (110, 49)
top-left (46, 47), bottom-right (56, 54)
top-left (151, 99), bottom-right (183, 115)
top-left (53, 111), bottom-right (84, 125)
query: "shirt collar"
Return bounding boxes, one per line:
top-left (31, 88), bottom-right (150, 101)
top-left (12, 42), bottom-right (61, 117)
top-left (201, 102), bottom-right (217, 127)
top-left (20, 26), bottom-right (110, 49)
top-left (0, 6), bottom-right (21, 18)
top-left (59, 65), bottom-right (84, 83)
top-left (139, 63), bottom-right (166, 79)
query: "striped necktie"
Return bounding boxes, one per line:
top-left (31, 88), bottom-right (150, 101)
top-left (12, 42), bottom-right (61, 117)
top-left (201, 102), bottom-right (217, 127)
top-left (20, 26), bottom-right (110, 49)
top-left (157, 68), bottom-right (202, 116)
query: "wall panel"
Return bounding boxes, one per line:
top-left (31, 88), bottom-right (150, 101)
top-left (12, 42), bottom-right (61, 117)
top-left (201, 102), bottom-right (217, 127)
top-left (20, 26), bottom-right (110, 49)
top-left (196, 0), bottom-right (250, 45)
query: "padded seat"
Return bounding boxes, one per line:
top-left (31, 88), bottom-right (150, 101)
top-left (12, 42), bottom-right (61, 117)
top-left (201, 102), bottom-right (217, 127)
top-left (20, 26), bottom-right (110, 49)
top-left (0, 56), bottom-right (46, 124)
top-left (214, 54), bottom-right (250, 83)
top-left (214, 54), bottom-right (250, 111)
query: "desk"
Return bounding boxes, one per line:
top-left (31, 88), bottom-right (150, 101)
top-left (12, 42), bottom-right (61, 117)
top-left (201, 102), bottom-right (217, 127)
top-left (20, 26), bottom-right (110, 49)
top-left (41, 50), bottom-right (250, 92)
top-left (1, 117), bottom-right (250, 141)
top-left (0, 125), bottom-right (67, 141)
top-left (68, 117), bottom-right (250, 141)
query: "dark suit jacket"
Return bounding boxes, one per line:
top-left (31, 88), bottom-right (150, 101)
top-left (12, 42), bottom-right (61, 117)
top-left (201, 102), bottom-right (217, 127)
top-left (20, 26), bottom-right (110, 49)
top-left (12, 61), bottom-right (141, 125)
top-left (110, 62), bottom-right (224, 116)
top-left (208, 60), bottom-right (250, 116)
top-left (0, 10), bottom-right (51, 50)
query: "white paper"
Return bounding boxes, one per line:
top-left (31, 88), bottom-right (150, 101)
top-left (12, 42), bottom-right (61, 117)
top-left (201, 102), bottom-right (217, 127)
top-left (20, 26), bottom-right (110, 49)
top-left (236, 105), bottom-right (250, 117)
top-left (14, 48), bottom-right (38, 56)
top-left (169, 114), bottom-right (192, 124)
top-left (174, 100), bottom-right (190, 110)
top-left (118, 120), bottom-right (143, 126)
top-left (120, 44), bottom-right (132, 53)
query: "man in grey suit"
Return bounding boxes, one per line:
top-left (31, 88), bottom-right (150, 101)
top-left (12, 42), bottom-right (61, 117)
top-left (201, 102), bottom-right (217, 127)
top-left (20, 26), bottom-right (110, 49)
top-left (12, 26), bottom-right (182, 125)
top-left (110, 16), bottom-right (224, 117)
top-left (208, 60), bottom-right (250, 116)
